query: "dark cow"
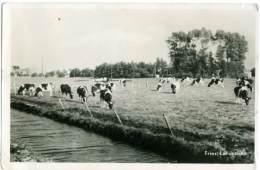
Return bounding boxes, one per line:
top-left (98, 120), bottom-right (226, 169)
top-left (77, 86), bottom-right (88, 102)
top-left (234, 86), bottom-right (251, 105)
top-left (208, 78), bottom-right (224, 88)
top-left (170, 81), bottom-right (180, 94)
top-left (100, 88), bottom-right (113, 109)
top-left (60, 84), bottom-right (73, 99)
top-left (17, 84), bottom-right (35, 96)
top-left (171, 84), bottom-right (176, 94)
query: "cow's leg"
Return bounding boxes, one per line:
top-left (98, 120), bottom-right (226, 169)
top-left (235, 97), bottom-right (239, 104)
top-left (49, 89), bottom-right (53, 97)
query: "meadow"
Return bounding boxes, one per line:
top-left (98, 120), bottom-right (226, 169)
top-left (10, 77), bottom-right (255, 163)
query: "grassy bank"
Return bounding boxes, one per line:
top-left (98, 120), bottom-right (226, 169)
top-left (11, 141), bottom-right (50, 162)
top-left (11, 95), bottom-right (253, 163)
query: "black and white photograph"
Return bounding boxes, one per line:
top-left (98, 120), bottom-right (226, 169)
top-left (1, 2), bottom-right (258, 168)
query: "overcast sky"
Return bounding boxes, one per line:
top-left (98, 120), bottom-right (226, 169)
top-left (7, 3), bottom-right (258, 72)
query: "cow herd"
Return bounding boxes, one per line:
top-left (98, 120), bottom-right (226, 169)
top-left (17, 83), bottom-right (53, 97)
top-left (16, 76), bottom-right (254, 111)
top-left (156, 76), bottom-right (254, 105)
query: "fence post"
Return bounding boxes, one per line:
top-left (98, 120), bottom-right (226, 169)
top-left (59, 99), bottom-right (65, 110)
top-left (163, 113), bottom-right (174, 137)
top-left (84, 102), bottom-right (93, 118)
top-left (113, 109), bottom-right (123, 125)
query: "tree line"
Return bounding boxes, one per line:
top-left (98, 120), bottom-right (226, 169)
top-left (166, 28), bottom-right (249, 78)
top-left (94, 59), bottom-right (167, 78)
top-left (11, 58), bottom-right (168, 78)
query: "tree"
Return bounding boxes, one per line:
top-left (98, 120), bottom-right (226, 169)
top-left (45, 71), bottom-right (55, 77)
top-left (56, 70), bottom-right (66, 77)
top-left (166, 28), bottom-right (248, 78)
top-left (31, 73), bottom-right (38, 77)
top-left (70, 68), bottom-right (81, 77)
top-left (81, 68), bottom-right (94, 77)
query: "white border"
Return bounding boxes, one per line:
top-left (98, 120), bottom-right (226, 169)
top-left (1, 1), bottom-right (259, 170)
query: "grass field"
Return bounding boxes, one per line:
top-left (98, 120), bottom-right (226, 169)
top-left (10, 77), bottom-right (255, 163)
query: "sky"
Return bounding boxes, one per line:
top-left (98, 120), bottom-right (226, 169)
top-left (7, 3), bottom-right (258, 72)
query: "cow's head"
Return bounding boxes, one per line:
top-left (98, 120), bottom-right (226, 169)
top-left (245, 97), bottom-right (251, 105)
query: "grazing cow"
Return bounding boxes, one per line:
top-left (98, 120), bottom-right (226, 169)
top-left (91, 85), bottom-right (99, 97)
top-left (180, 76), bottom-right (192, 86)
top-left (236, 77), bottom-right (253, 91)
top-left (60, 84), bottom-right (73, 99)
top-left (234, 86), bottom-right (251, 105)
top-left (159, 78), bottom-right (167, 84)
top-left (17, 84), bottom-right (35, 96)
top-left (190, 77), bottom-right (204, 86)
top-left (34, 87), bottom-right (43, 97)
top-left (39, 83), bottom-right (53, 96)
top-left (77, 86), bottom-right (88, 102)
top-left (100, 88), bottom-right (113, 109)
top-left (120, 79), bottom-right (127, 87)
top-left (106, 82), bottom-right (115, 92)
top-left (156, 82), bottom-right (162, 91)
top-left (91, 82), bottom-right (105, 96)
top-left (208, 78), bottom-right (224, 88)
top-left (170, 80), bottom-right (180, 94)
top-left (180, 77), bottom-right (186, 82)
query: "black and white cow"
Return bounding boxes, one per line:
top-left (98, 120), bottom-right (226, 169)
top-left (236, 77), bottom-right (253, 91)
top-left (106, 82), bottom-right (115, 92)
top-left (100, 88), bottom-right (113, 109)
top-left (234, 86), bottom-right (251, 105)
top-left (77, 86), bottom-right (88, 102)
top-left (17, 84), bottom-right (35, 96)
top-left (39, 83), bottom-right (53, 96)
top-left (159, 78), bottom-right (167, 84)
top-left (119, 79), bottom-right (127, 87)
top-left (208, 78), bottom-right (224, 88)
top-left (60, 84), bottom-right (73, 99)
top-left (34, 87), bottom-right (43, 97)
top-left (156, 82), bottom-right (162, 91)
top-left (190, 77), bottom-right (204, 86)
top-left (91, 82), bottom-right (105, 97)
